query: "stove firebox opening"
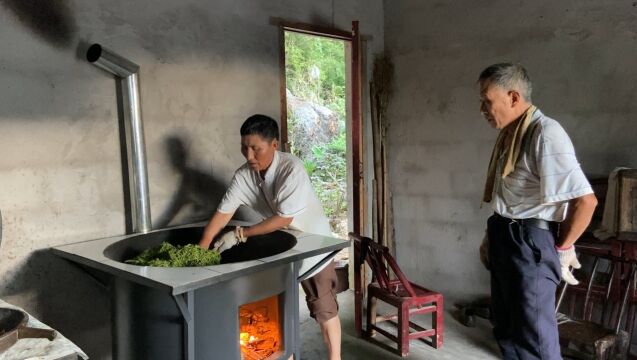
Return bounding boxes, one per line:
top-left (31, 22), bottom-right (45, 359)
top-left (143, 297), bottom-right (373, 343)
top-left (239, 293), bottom-right (284, 360)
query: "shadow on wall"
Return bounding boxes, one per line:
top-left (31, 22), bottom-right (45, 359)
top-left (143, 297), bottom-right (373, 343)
top-left (1, 0), bottom-right (76, 48)
top-left (2, 249), bottom-right (111, 358)
top-left (154, 134), bottom-right (259, 229)
top-left (0, 2), bottom-right (289, 120)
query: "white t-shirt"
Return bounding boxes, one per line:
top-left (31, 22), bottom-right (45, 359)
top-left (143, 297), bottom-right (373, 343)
top-left (218, 150), bottom-right (332, 236)
top-left (491, 109), bottom-right (593, 222)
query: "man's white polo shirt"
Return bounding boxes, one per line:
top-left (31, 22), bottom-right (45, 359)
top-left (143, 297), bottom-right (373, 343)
top-left (491, 109), bottom-right (593, 222)
top-left (218, 150), bottom-right (332, 237)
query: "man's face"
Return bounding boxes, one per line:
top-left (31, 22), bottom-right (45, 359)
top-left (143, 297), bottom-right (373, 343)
top-left (241, 134), bottom-right (278, 172)
top-left (479, 81), bottom-right (516, 130)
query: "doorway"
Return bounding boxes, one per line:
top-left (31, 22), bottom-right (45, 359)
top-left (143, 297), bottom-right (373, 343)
top-left (279, 22), bottom-right (361, 267)
top-left (279, 21), bottom-right (363, 330)
top-left (279, 21), bottom-right (360, 236)
top-left (283, 30), bottom-right (349, 239)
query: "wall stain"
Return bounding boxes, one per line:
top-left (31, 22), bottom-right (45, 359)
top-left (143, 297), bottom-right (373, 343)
top-left (1, 0), bottom-right (77, 48)
top-left (554, 27), bottom-right (592, 41)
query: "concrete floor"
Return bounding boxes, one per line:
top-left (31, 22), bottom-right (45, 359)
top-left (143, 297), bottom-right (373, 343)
top-left (299, 290), bottom-right (501, 359)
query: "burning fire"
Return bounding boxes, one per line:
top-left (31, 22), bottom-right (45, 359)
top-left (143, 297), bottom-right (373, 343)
top-left (239, 332), bottom-right (257, 346)
top-left (239, 298), bottom-right (281, 360)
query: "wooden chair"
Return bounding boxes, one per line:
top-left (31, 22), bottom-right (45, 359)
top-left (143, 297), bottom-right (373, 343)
top-left (556, 251), bottom-right (635, 360)
top-left (349, 232), bottom-right (443, 357)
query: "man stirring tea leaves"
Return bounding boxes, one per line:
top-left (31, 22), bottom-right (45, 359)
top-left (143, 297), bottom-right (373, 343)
top-left (199, 114), bottom-right (342, 360)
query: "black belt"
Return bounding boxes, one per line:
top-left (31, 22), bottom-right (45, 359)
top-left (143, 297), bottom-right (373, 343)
top-left (519, 218), bottom-right (552, 231)
top-left (494, 213), bottom-right (554, 231)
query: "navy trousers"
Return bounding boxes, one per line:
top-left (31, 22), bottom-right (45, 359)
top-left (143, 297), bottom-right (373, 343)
top-left (487, 214), bottom-right (563, 360)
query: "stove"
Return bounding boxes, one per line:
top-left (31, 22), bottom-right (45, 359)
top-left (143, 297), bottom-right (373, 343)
top-left (52, 222), bottom-right (349, 360)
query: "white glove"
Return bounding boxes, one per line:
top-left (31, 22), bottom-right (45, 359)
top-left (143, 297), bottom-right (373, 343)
top-left (212, 226), bottom-right (248, 253)
top-left (556, 245), bottom-right (582, 285)
top-left (479, 231), bottom-right (490, 270)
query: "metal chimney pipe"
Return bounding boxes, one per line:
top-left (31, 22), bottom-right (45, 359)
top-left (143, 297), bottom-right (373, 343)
top-left (87, 44), bottom-right (152, 234)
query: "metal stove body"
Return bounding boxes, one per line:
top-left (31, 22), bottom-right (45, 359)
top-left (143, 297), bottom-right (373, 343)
top-left (52, 222), bottom-right (349, 360)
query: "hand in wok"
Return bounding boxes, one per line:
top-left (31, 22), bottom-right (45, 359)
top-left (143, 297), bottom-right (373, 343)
top-left (212, 226), bottom-right (247, 253)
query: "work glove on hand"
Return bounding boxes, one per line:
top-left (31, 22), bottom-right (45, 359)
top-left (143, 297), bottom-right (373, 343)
top-left (212, 226), bottom-right (248, 253)
top-left (479, 231), bottom-right (490, 270)
top-left (556, 245), bottom-right (582, 285)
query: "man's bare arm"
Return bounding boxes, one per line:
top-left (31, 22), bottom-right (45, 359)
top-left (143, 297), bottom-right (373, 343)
top-left (199, 211), bottom-right (234, 249)
top-left (557, 193), bottom-right (598, 248)
top-left (242, 215), bottom-right (294, 238)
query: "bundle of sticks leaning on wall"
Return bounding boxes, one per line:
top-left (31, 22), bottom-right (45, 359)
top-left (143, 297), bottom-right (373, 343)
top-left (370, 54), bottom-right (394, 250)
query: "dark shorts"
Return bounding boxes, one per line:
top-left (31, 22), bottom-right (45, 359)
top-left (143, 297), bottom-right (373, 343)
top-left (300, 261), bottom-right (339, 323)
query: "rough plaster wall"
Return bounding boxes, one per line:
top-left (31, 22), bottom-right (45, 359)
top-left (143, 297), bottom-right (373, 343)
top-left (384, 0), bottom-right (637, 303)
top-left (0, 0), bottom-right (383, 358)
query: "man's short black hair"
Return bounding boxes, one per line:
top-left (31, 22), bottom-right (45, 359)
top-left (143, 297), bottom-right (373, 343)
top-left (240, 114), bottom-right (280, 141)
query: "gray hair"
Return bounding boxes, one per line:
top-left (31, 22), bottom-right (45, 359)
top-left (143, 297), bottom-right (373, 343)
top-left (478, 63), bottom-right (533, 102)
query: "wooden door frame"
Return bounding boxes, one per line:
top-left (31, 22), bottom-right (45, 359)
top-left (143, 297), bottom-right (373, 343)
top-left (278, 21), bottom-right (362, 236)
top-left (278, 21), bottom-right (363, 336)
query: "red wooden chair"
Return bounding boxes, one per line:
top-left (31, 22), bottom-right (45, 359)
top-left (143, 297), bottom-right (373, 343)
top-left (349, 232), bottom-right (444, 357)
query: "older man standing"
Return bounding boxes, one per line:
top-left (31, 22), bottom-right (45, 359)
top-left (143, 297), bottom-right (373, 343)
top-left (478, 63), bottom-right (597, 359)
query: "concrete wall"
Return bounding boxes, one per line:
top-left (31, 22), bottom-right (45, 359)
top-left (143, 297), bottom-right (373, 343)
top-left (0, 1), bottom-right (383, 358)
top-left (384, 1), bottom-right (637, 302)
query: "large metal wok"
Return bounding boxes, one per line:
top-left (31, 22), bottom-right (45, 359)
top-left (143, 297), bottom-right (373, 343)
top-left (0, 308), bottom-right (57, 353)
top-left (103, 226), bottom-right (298, 265)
